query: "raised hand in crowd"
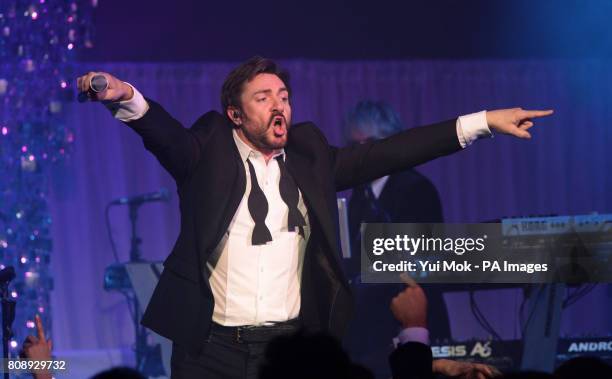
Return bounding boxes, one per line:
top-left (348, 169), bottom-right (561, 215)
top-left (20, 314), bottom-right (53, 379)
top-left (392, 274), bottom-right (500, 379)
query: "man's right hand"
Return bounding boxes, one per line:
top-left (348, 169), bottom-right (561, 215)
top-left (391, 273), bottom-right (428, 328)
top-left (433, 359), bottom-right (500, 379)
top-left (76, 72), bottom-right (134, 102)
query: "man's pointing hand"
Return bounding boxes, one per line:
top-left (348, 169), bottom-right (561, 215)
top-left (486, 108), bottom-right (554, 139)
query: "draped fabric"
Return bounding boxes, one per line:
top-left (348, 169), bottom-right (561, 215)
top-left (48, 60), bottom-right (611, 352)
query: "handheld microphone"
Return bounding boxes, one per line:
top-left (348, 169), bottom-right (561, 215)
top-left (78, 74), bottom-right (109, 102)
top-left (110, 188), bottom-right (171, 206)
top-left (90, 74), bottom-right (108, 93)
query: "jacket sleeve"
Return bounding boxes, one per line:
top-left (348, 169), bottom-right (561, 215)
top-left (329, 119), bottom-right (462, 192)
top-left (125, 98), bottom-right (219, 184)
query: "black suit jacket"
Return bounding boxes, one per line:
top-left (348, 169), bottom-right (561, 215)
top-left (126, 99), bottom-right (461, 354)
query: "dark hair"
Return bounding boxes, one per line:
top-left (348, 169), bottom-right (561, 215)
top-left (221, 56), bottom-right (290, 113)
top-left (90, 366), bottom-right (146, 379)
top-left (554, 356), bottom-right (612, 379)
top-left (259, 330), bottom-right (373, 379)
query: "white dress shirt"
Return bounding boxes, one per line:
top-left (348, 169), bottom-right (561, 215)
top-left (106, 83), bottom-right (491, 329)
top-left (205, 131), bottom-right (310, 326)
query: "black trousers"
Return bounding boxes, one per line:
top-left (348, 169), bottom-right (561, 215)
top-left (170, 319), bottom-right (301, 379)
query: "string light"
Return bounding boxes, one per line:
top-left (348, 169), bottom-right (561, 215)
top-left (0, 0), bottom-right (96, 353)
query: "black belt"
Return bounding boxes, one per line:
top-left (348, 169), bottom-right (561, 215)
top-left (211, 318), bottom-right (301, 344)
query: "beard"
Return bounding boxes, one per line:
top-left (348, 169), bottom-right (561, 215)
top-left (241, 113), bottom-right (290, 151)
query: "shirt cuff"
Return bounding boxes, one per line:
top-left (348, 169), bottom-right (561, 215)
top-left (456, 110), bottom-right (492, 148)
top-left (392, 327), bottom-right (430, 348)
top-left (104, 82), bottom-right (149, 122)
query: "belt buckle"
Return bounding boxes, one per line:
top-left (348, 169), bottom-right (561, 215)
top-left (236, 324), bottom-right (260, 343)
top-left (236, 327), bottom-right (243, 343)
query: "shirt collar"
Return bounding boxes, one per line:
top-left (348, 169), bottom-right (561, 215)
top-left (232, 128), bottom-right (285, 162)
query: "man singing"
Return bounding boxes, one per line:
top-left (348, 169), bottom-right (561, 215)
top-left (77, 56), bottom-right (552, 378)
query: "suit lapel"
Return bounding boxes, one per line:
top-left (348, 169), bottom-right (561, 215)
top-left (221, 137), bottom-right (246, 239)
top-left (196, 125), bottom-right (246, 264)
top-left (285, 150), bottom-right (339, 260)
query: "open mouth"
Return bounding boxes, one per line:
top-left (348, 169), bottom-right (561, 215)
top-left (271, 116), bottom-right (286, 136)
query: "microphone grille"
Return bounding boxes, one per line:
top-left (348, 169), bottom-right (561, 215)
top-left (90, 75), bottom-right (108, 93)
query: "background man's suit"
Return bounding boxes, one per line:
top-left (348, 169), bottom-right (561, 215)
top-left (124, 98), bottom-right (462, 354)
top-left (344, 169), bottom-right (450, 378)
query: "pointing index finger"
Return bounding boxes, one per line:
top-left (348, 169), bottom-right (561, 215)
top-left (35, 314), bottom-right (46, 343)
top-left (399, 272), bottom-right (418, 287)
top-left (520, 109), bottom-right (554, 119)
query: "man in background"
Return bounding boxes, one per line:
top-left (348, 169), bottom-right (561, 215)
top-left (343, 101), bottom-right (451, 377)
